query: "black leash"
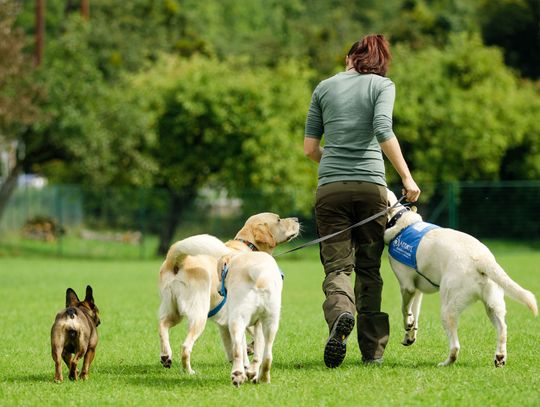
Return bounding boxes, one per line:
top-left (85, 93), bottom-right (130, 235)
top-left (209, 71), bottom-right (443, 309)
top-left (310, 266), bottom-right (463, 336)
top-left (274, 195), bottom-right (407, 257)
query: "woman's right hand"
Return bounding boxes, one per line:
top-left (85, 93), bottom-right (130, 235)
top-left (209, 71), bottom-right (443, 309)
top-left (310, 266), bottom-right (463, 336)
top-left (402, 177), bottom-right (421, 202)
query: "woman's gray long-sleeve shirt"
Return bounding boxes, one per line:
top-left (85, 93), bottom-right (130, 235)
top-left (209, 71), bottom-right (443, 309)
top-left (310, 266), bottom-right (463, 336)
top-left (305, 72), bottom-right (396, 187)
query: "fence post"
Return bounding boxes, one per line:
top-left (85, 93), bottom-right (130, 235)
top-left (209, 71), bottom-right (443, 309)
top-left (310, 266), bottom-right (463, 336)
top-left (448, 181), bottom-right (459, 229)
top-left (55, 185), bottom-right (63, 257)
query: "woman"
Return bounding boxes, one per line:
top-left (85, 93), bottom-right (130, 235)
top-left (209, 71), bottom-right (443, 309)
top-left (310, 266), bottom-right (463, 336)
top-left (304, 34), bottom-right (420, 368)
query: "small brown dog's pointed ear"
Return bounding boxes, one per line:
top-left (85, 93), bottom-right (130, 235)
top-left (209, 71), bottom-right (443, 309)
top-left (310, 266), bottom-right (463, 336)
top-left (66, 288), bottom-right (80, 307)
top-left (411, 206), bottom-right (418, 213)
top-left (85, 285), bottom-right (94, 304)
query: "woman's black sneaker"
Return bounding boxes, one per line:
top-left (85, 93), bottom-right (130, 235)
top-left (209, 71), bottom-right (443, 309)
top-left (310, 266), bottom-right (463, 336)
top-left (324, 312), bottom-right (355, 368)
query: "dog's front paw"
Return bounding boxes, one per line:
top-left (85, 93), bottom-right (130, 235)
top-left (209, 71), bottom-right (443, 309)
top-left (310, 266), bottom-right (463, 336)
top-left (54, 375), bottom-right (63, 383)
top-left (406, 313), bottom-right (415, 330)
top-left (160, 355), bottom-right (172, 368)
top-left (231, 370), bottom-right (246, 387)
top-left (437, 358), bottom-right (456, 367)
top-left (401, 333), bottom-right (416, 346)
top-left (494, 354), bottom-right (506, 368)
top-left (246, 368), bottom-right (259, 384)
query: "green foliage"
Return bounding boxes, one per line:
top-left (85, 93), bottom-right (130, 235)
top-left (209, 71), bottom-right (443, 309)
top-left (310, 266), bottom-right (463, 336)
top-left (32, 17), bottom-right (157, 187)
top-left (390, 34), bottom-right (540, 183)
top-left (480, 0), bottom-right (540, 79)
top-left (131, 55), bottom-right (317, 214)
top-left (0, 1), bottom-right (42, 137)
top-left (386, 0), bottom-right (480, 47)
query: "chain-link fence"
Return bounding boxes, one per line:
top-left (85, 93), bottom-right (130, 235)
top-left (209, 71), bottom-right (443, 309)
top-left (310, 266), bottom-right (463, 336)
top-left (0, 181), bottom-right (538, 259)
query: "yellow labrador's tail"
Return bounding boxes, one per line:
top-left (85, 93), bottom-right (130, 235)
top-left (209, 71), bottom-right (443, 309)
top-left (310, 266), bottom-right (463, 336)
top-left (479, 257), bottom-right (538, 316)
top-left (163, 234), bottom-right (231, 274)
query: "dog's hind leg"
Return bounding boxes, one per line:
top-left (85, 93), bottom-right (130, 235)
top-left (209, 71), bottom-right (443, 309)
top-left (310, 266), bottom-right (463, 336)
top-left (80, 348), bottom-right (95, 380)
top-left (229, 318), bottom-right (248, 387)
top-left (52, 345), bottom-right (64, 382)
top-left (181, 316), bottom-right (207, 375)
top-left (259, 319), bottom-right (279, 384)
top-left (246, 321), bottom-right (264, 383)
top-left (483, 283), bottom-right (507, 367)
top-left (159, 314), bottom-right (180, 369)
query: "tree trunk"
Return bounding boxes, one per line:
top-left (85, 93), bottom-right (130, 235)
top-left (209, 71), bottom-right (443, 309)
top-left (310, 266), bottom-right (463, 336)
top-left (156, 190), bottom-right (195, 256)
top-left (0, 163), bottom-right (22, 221)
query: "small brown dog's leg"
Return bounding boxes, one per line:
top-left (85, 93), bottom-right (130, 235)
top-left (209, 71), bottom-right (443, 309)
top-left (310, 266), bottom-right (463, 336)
top-left (80, 348), bottom-right (95, 380)
top-left (69, 351), bottom-right (85, 380)
top-left (52, 346), bottom-right (64, 382)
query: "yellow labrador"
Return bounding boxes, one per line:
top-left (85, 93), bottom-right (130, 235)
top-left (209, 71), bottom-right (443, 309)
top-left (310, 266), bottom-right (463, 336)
top-left (218, 251), bottom-right (284, 386)
top-left (158, 213), bottom-right (299, 374)
top-left (384, 190), bottom-right (537, 367)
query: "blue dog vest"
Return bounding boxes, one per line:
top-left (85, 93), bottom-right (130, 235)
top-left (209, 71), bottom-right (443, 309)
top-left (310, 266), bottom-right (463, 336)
top-left (389, 222), bottom-right (440, 269)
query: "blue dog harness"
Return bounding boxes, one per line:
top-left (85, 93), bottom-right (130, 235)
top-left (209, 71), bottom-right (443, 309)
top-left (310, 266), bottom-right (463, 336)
top-left (389, 221), bottom-right (440, 287)
top-left (207, 262), bottom-right (285, 318)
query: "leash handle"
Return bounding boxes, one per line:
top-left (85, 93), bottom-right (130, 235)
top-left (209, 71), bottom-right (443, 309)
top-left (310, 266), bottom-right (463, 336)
top-left (274, 195), bottom-right (407, 257)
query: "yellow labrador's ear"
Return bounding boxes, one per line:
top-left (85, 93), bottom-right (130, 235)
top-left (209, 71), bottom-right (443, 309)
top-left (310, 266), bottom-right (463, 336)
top-left (411, 206), bottom-right (417, 213)
top-left (253, 223), bottom-right (277, 249)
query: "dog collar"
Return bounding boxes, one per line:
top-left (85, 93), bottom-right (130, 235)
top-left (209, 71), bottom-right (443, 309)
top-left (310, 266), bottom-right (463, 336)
top-left (235, 238), bottom-right (259, 251)
top-left (387, 208), bottom-right (410, 229)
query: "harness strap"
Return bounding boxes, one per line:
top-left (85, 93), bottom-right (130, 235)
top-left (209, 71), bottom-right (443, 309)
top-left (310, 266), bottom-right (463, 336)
top-left (207, 296), bottom-right (226, 318)
top-left (415, 270), bottom-right (440, 288)
top-left (207, 263), bottom-right (230, 318)
top-left (207, 263), bottom-right (285, 318)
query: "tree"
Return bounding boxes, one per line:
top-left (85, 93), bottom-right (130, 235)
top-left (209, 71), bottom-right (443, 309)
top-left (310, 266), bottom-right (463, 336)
top-left (130, 55), bottom-right (317, 254)
top-left (480, 0), bottom-right (540, 79)
top-left (0, 1), bottom-right (42, 218)
top-left (389, 33), bottom-right (540, 185)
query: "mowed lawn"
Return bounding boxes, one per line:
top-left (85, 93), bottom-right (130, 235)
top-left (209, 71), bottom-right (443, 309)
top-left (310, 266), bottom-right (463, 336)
top-left (0, 243), bottom-right (539, 406)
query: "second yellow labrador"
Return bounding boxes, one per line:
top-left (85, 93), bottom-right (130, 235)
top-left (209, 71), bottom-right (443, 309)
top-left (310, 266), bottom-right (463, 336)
top-left (217, 250), bottom-right (285, 386)
top-left (384, 189), bottom-right (537, 367)
top-left (158, 213), bottom-right (300, 375)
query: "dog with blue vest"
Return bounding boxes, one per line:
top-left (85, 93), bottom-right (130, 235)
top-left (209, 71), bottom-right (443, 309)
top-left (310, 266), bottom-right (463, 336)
top-left (384, 189), bottom-right (537, 367)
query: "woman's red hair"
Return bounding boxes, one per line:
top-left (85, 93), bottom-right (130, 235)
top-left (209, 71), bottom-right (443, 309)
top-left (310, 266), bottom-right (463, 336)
top-left (347, 34), bottom-right (391, 76)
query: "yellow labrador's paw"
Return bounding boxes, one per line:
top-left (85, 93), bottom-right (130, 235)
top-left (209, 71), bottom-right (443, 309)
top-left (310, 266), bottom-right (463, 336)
top-left (246, 369), bottom-right (259, 384)
top-left (402, 334), bottom-right (416, 346)
top-left (231, 371), bottom-right (246, 387)
top-left (494, 354), bottom-right (506, 368)
top-left (161, 355), bottom-right (172, 368)
top-left (260, 372), bottom-right (271, 384)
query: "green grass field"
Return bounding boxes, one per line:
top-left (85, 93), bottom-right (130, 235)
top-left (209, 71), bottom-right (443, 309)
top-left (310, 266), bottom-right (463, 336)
top-left (0, 243), bottom-right (539, 406)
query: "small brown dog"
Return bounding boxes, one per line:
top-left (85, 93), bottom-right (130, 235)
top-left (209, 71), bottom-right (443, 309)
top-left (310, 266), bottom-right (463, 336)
top-left (50, 285), bottom-right (100, 382)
